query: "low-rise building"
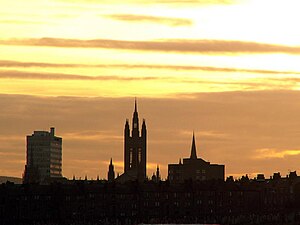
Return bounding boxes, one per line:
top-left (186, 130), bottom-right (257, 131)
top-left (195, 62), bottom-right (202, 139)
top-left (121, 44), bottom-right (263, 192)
top-left (168, 133), bottom-right (224, 183)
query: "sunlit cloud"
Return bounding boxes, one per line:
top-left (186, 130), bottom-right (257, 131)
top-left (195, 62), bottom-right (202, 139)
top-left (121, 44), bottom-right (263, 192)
top-left (254, 148), bottom-right (300, 159)
top-left (179, 130), bottom-right (230, 138)
top-left (62, 130), bottom-right (122, 141)
top-left (105, 14), bottom-right (193, 27)
top-left (2, 38), bottom-right (300, 55)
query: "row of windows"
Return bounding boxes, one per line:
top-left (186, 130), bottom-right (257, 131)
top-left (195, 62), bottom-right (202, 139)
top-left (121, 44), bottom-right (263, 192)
top-left (129, 148), bottom-right (143, 167)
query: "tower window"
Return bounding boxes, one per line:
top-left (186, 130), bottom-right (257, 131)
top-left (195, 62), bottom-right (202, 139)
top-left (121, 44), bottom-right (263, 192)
top-left (129, 149), bottom-right (133, 168)
top-left (138, 148), bottom-right (142, 163)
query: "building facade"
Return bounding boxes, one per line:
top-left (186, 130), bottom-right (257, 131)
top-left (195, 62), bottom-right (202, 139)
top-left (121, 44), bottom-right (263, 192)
top-left (23, 127), bottom-right (62, 184)
top-left (168, 133), bottom-right (224, 183)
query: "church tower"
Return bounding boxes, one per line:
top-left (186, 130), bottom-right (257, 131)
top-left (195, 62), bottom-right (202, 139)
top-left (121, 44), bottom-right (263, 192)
top-left (124, 99), bottom-right (147, 181)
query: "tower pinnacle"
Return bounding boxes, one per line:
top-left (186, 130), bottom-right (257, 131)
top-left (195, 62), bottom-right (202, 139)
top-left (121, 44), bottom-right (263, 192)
top-left (108, 158), bottom-right (115, 182)
top-left (190, 132), bottom-right (197, 160)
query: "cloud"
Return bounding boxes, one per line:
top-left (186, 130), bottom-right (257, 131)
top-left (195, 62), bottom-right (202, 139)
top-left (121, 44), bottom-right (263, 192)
top-left (254, 148), bottom-right (300, 159)
top-left (0, 60), bottom-right (82, 68)
top-left (1, 38), bottom-right (300, 55)
top-left (0, 70), bottom-right (161, 81)
top-left (62, 130), bottom-right (122, 141)
top-left (1, 69), bottom-right (299, 92)
top-left (105, 14), bottom-right (193, 26)
top-left (1, 60), bottom-right (300, 76)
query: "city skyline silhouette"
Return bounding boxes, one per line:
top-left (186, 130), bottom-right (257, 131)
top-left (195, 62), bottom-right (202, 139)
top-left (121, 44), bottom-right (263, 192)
top-left (1, 94), bottom-right (297, 179)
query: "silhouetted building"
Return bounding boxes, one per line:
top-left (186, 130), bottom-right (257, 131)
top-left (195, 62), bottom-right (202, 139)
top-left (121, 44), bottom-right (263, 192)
top-left (117, 100), bottom-right (147, 182)
top-left (151, 165), bottom-right (161, 182)
top-left (3, 174), bottom-right (300, 225)
top-left (23, 127), bottom-right (62, 184)
top-left (168, 133), bottom-right (224, 183)
top-left (256, 174), bottom-right (265, 182)
top-left (108, 158), bottom-right (115, 182)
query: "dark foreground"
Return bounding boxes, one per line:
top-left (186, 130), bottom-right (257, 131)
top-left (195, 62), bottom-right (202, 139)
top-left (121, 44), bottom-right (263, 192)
top-left (2, 178), bottom-right (300, 225)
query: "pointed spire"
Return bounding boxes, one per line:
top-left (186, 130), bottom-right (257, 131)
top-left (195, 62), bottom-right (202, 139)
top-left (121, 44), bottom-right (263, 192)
top-left (132, 98), bottom-right (140, 136)
top-left (108, 158), bottom-right (115, 182)
top-left (190, 132), bottom-right (197, 159)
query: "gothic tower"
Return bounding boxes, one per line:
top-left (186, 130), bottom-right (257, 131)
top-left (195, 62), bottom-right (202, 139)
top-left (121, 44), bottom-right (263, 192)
top-left (124, 99), bottom-right (147, 181)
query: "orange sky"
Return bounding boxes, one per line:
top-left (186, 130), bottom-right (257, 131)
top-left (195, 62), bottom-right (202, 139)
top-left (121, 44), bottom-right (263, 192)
top-left (1, 0), bottom-right (300, 179)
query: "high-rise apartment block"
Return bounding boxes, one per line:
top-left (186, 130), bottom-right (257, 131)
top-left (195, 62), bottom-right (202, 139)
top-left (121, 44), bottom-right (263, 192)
top-left (23, 127), bottom-right (62, 184)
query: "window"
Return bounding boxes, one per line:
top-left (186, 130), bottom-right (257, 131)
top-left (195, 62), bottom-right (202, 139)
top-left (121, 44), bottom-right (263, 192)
top-left (138, 148), bottom-right (142, 163)
top-left (129, 149), bottom-right (133, 167)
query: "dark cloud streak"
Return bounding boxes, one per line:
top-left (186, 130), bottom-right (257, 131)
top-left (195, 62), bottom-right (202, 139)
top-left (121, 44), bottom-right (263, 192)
top-left (0, 70), bottom-right (159, 81)
top-left (1, 38), bottom-right (300, 54)
top-left (1, 60), bottom-right (300, 75)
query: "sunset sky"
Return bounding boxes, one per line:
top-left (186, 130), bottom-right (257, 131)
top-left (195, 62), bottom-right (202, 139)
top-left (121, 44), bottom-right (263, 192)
top-left (1, 0), bottom-right (300, 180)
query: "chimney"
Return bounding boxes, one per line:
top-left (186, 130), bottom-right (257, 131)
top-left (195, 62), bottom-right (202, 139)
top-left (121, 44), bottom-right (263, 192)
top-left (50, 127), bottom-right (55, 136)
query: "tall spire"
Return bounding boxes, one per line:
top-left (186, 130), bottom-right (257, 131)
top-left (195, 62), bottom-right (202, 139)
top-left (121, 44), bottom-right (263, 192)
top-left (132, 98), bottom-right (139, 136)
top-left (190, 132), bottom-right (197, 159)
top-left (108, 158), bottom-right (115, 182)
